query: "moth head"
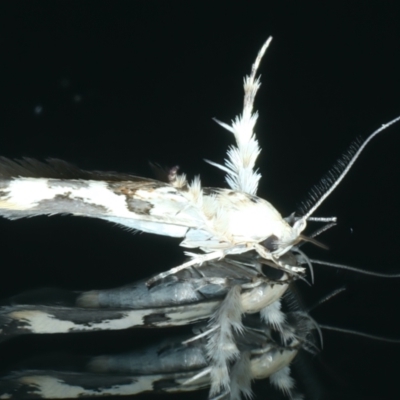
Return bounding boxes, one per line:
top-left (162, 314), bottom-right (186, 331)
top-left (256, 216), bottom-right (307, 260)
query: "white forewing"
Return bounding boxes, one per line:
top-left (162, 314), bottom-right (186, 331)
top-left (0, 175), bottom-right (204, 236)
top-left (0, 172), bottom-right (300, 268)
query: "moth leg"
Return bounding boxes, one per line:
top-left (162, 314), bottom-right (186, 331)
top-left (252, 243), bottom-right (305, 277)
top-left (146, 250), bottom-right (226, 286)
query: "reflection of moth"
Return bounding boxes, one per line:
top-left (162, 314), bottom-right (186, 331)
top-left (0, 38), bottom-right (399, 399)
top-left (0, 255), bottom-right (313, 399)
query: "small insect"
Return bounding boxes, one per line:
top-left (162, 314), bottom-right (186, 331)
top-left (0, 303), bottom-right (313, 400)
top-left (0, 38), bottom-right (398, 282)
top-left (0, 38), bottom-right (399, 399)
top-left (0, 251), bottom-right (300, 398)
top-left (0, 253), bottom-right (292, 340)
top-left (1, 267), bottom-right (395, 400)
top-left (0, 255), bottom-right (319, 400)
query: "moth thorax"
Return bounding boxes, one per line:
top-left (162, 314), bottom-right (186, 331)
top-left (222, 192), bottom-right (294, 246)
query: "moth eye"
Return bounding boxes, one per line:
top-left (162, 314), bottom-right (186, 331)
top-left (260, 263), bottom-right (285, 280)
top-left (261, 235), bottom-right (279, 252)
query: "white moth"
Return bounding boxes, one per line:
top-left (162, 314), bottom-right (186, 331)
top-left (0, 38), bottom-right (398, 285)
top-left (0, 277), bottom-right (315, 400)
top-left (0, 38), bottom-right (399, 400)
top-left (0, 253), bottom-right (291, 340)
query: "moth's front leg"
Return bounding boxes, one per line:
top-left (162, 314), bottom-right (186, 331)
top-left (146, 249), bottom-right (228, 286)
top-left (251, 243), bottom-right (306, 276)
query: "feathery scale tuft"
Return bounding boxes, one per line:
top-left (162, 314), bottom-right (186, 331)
top-left (260, 299), bottom-right (286, 331)
top-left (229, 352), bottom-right (253, 400)
top-left (209, 38), bottom-right (272, 196)
top-left (270, 366), bottom-right (299, 399)
top-left (205, 285), bottom-right (244, 396)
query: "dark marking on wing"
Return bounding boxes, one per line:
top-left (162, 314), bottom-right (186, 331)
top-left (0, 195), bottom-right (110, 220)
top-left (47, 179), bottom-right (89, 189)
top-left (0, 305), bottom-right (134, 341)
top-left (37, 195), bottom-right (109, 215)
top-left (0, 371), bottom-right (139, 398)
top-left (108, 180), bottom-right (171, 194)
top-left (143, 313), bottom-right (170, 326)
top-left (0, 180), bottom-right (11, 189)
top-left (202, 187), bottom-right (221, 196)
top-left (0, 157), bottom-right (158, 182)
top-left (0, 189), bottom-right (10, 199)
top-left (0, 312), bottom-right (32, 339)
top-left (0, 377), bottom-right (39, 399)
top-left (50, 372), bottom-right (136, 391)
top-left (0, 370), bottom-right (205, 398)
top-left (152, 377), bottom-right (185, 391)
top-left (126, 198), bottom-right (153, 214)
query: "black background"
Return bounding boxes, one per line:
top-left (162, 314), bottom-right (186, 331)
top-left (1, 2), bottom-right (400, 399)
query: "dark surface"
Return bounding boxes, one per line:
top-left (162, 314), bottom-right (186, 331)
top-left (0, 2), bottom-right (400, 399)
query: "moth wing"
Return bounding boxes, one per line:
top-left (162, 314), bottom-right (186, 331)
top-left (0, 158), bottom-right (203, 238)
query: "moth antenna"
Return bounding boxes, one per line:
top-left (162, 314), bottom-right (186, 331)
top-left (320, 325), bottom-right (400, 343)
top-left (299, 336), bottom-right (321, 356)
top-left (306, 286), bottom-right (347, 312)
top-left (307, 221), bottom-right (337, 240)
top-left (309, 258), bottom-right (400, 278)
top-left (298, 312), bottom-right (324, 350)
top-left (210, 37), bottom-right (272, 195)
top-left (297, 115), bottom-right (400, 223)
top-left (307, 216), bottom-right (337, 222)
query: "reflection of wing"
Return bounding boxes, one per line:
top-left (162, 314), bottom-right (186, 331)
top-left (0, 312), bottom-right (308, 399)
top-left (0, 252), bottom-right (304, 398)
top-left (0, 255), bottom-right (290, 341)
top-left (1, 371), bottom-right (209, 398)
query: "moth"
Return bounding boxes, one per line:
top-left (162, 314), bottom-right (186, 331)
top-left (0, 38), bottom-right (399, 399)
top-left (0, 38), bottom-right (398, 282)
top-left (0, 315), bottom-right (312, 400)
top-left (0, 253), bottom-right (292, 340)
top-left (1, 256), bottom-right (397, 400)
top-left (1, 265), bottom-right (397, 400)
top-left (0, 251), bottom-right (301, 398)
